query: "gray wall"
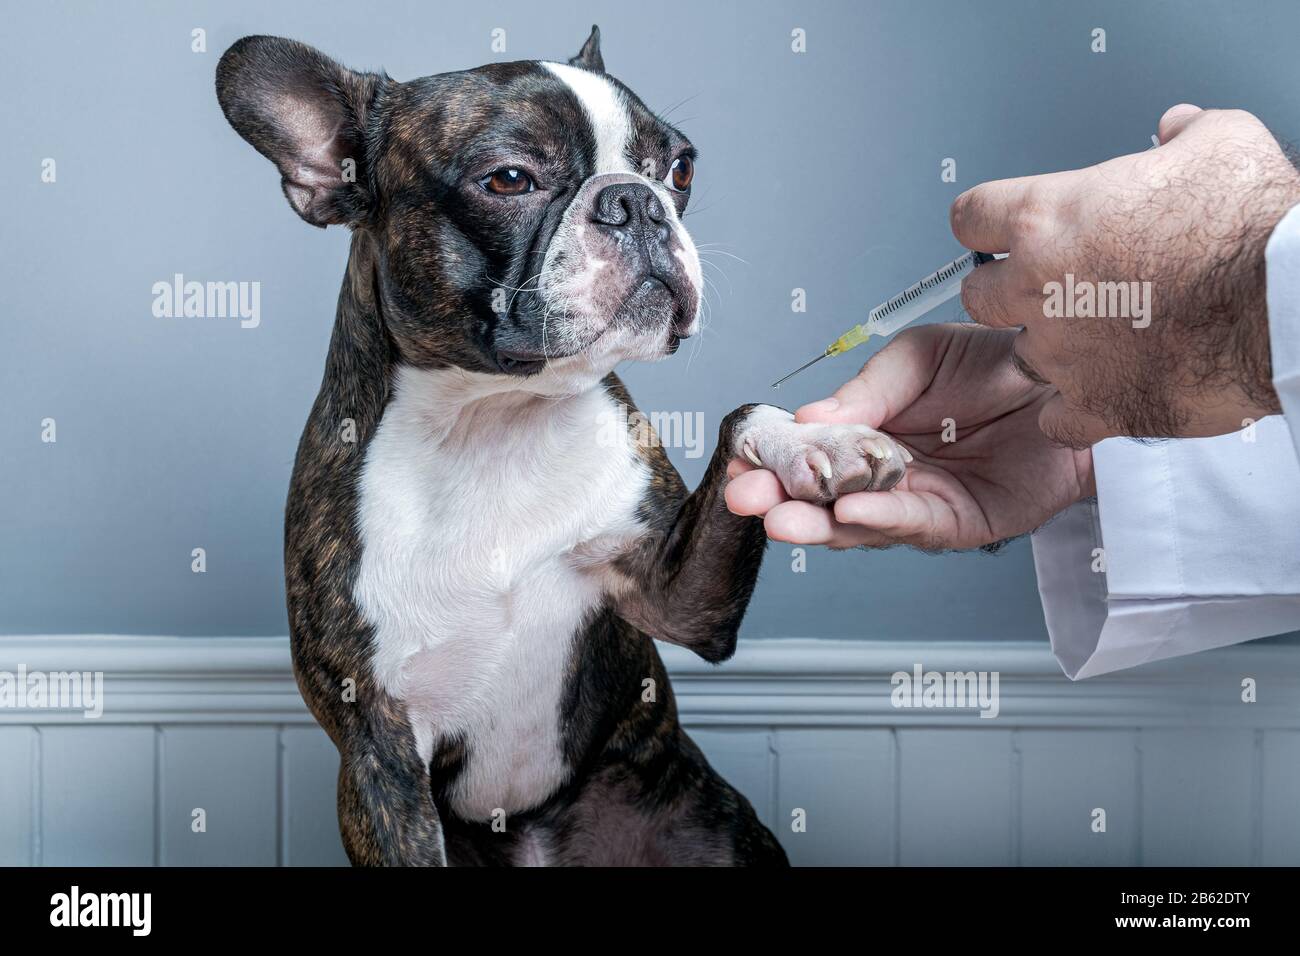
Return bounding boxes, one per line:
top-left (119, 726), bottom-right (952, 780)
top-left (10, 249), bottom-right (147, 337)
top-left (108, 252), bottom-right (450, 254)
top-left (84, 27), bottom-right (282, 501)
top-left (4, 0), bottom-right (1300, 639)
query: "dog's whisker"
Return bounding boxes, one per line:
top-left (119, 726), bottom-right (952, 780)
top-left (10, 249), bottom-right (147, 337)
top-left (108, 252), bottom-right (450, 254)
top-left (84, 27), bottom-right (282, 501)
top-left (655, 90), bottom-right (703, 125)
top-left (697, 259), bottom-right (735, 297)
top-left (503, 269), bottom-right (557, 316)
top-left (681, 201), bottom-right (721, 219)
top-left (487, 270), bottom-right (549, 294)
top-left (696, 248), bottom-right (749, 265)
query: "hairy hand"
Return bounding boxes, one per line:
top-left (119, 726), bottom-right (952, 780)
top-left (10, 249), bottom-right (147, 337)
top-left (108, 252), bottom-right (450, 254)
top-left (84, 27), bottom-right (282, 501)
top-left (726, 324), bottom-right (1094, 550)
top-left (952, 104), bottom-right (1300, 445)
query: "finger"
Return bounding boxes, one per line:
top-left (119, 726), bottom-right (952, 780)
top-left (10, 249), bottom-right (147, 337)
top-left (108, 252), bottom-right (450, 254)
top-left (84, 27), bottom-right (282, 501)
top-left (1008, 329), bottom-right (1053, 387)
top-left (833, 489), bottom-right (952, 547)
top-left (1157, 103), bottom-right (1203, 144)
top-left (823, 523), bottom-right (899, 550)
top-left (762, 501), bottom-right (837, 544)
top-left (959, 256), bottom-right (1018, 329)
top-left (795, 326), bottom-right (945, 428)
top-left (724, 467), bottom-right (790, 517)
top-left (950, 176), bottom-right (1043, 254)
top-left (726, 457), bottom-right (756, 480)
top-left (762, 500), bottom-right (896, 549)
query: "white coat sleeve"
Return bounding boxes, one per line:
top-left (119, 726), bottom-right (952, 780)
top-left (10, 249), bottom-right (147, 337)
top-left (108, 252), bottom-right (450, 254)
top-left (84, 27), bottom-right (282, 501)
top-left (1030, 202), bottom-right (1300, 680)
top-left (1268, 202), bottom-right (1300, 448)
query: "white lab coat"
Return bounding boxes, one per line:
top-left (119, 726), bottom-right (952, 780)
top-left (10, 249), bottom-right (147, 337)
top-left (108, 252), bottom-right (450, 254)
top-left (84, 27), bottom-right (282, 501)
top-left (1032, 203), bottom-right (1300, 678)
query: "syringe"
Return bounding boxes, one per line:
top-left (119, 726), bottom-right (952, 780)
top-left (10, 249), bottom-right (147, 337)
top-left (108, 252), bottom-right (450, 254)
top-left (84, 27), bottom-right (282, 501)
top-left (770, 250), bottom-right (1000, 388)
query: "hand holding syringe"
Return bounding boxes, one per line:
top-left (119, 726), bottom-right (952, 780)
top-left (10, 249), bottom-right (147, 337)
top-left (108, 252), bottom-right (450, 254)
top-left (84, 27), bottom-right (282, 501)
top-left (743, 109), bottom-right (1289, 563)
top-left (771, 250), bottom-right (1003, 388)
top-left (771, 137), bottom-right (1166, 389)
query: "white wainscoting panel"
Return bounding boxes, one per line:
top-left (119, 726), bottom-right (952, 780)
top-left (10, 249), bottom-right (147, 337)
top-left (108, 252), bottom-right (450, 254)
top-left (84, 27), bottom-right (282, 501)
top-left (1016, 730), bottom-right (1139, 866)
top-left (0, 727), bottom-right (36, 866)
top-left (774, 729), bottom-right (895, 866)
top-left (40, 726), bottom-right (155, 866)
top-left (2, 636), bottom-right (1299, 866)
top-left (159, 727), bottom-right (279, 866)
top-left (1261, 731), bottom-right (1300, 866)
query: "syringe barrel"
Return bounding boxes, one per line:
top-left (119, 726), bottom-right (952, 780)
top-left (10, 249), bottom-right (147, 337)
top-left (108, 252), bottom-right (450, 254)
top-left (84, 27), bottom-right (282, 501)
top-left (865, 250), bottom-right (993, 336)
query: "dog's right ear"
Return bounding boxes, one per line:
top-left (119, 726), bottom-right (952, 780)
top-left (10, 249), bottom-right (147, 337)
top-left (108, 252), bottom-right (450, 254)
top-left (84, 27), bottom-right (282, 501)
top-left (568, 25), bottom-right (604, 72)
top-left (216, 36), bottom-right (383, 228)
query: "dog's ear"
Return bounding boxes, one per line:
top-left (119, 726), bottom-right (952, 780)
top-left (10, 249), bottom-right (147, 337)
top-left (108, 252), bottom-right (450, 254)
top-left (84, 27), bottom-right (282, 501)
top-left (568, 25), bottom-right (604, 73)
top-left (216, 36), bottom-right (383, 228)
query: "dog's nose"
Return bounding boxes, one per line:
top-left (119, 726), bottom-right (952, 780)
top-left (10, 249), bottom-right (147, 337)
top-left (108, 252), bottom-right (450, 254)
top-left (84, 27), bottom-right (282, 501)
top-left (591, 182), bottom-right (666, 232)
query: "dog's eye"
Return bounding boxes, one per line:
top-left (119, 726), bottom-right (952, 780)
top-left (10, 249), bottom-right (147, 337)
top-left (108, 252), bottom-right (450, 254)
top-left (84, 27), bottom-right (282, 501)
top-left (668, 155), bottom-right (694, 192)
top-left (479, 168), bottom-right (534, 195)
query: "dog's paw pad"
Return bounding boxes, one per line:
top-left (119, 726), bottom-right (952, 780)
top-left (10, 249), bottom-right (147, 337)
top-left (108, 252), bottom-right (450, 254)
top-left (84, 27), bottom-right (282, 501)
top-left (736, 409), bottom-right (909, 503)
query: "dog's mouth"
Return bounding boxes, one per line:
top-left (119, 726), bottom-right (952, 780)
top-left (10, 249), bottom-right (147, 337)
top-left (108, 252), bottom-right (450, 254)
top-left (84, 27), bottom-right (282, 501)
top-left (493, 273), bottom-right (689, 375)
top-left (624, 274), bottom-right (688, 354)
top-left (492, 333), bottom-right (602, 377)
top-left (493, 348), bottom-right (549, 377)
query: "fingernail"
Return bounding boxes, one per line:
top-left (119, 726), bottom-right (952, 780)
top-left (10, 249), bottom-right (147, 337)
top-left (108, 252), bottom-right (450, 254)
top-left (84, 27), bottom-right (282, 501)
top-left (805, 398), bottom-right (839, 414)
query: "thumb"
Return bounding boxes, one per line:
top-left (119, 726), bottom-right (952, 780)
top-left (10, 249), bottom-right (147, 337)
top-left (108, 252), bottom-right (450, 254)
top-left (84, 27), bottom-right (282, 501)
top-left (795, 328), bottom-right (938, 428)
top-left (1157, 103), bottom-right (1203, 145)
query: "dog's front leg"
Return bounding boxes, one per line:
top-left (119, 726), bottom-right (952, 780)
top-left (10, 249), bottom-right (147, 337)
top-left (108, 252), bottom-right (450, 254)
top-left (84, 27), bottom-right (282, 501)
top-left (336, 738), bottom-right (446, 867)
top-left (318, 690), bottom-right (446, 866)
top-left (612, 403), bottom-right (909, 662)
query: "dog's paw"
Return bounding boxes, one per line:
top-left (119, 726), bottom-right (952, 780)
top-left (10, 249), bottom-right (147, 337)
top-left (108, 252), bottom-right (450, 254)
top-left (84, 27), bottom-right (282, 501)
top-left (734, 406), bottom-right (910, 503)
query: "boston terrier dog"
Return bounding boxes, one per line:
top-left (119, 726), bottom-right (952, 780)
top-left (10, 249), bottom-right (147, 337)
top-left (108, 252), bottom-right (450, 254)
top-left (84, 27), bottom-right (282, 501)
top-left (216, 27), bottom-right (909, 866)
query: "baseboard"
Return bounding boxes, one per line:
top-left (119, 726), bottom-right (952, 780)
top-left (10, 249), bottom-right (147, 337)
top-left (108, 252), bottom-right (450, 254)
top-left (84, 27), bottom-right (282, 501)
top-left (3, 635), bottom-right (1299, 729)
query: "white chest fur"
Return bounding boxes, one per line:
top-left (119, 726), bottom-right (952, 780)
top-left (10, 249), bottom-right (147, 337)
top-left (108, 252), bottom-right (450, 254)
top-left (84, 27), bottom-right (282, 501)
top-left (353, 366), bottom-right (649, 820)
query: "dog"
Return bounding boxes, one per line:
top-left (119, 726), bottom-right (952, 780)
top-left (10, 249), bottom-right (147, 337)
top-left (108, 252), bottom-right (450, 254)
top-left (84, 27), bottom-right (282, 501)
top-left (216, 26), bottom-right (908, 866)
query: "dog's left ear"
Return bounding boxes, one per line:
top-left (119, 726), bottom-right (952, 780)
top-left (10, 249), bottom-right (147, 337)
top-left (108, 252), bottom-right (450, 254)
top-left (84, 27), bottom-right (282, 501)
top-left (568, 25), bottom-right (604, 72)
top-left (216, 36), bottom-right (384, 228)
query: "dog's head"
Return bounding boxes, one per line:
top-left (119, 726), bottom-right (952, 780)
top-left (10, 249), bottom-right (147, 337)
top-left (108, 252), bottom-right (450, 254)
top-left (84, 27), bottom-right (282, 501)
top-left (217, 28), bottom-right (702, 392)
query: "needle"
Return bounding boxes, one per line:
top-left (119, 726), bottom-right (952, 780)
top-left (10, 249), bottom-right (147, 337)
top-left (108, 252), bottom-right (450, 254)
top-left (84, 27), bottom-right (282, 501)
top-left (769, 250), bottom-right (999, 390)
top-left (770, 351), bottom-right (830, 389)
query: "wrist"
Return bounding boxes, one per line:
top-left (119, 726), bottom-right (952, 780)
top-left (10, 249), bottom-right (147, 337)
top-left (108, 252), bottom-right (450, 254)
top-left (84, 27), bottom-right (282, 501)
top-left (1074, 447), bottom-right (1096, 500)
top-left (1232, 138), bottom-right (1300, 405)
top-left (1226, 233), bottom-right (1285, 418)
top-left (1183, 169), bottom-right (1298, 433)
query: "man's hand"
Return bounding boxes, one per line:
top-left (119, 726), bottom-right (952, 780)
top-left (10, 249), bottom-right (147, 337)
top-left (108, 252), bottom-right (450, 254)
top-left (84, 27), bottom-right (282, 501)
top-left (953, 104), bottom-right (1300, 445)
top-left (725, 324), bottom-right (1094, 550)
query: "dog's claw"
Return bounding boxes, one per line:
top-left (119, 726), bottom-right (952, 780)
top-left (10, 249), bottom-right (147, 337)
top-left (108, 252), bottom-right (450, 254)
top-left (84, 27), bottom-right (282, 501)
top-left (807, 449), bottom-right (833, 482)
top-left (737, 409), bottom-right (909, 502)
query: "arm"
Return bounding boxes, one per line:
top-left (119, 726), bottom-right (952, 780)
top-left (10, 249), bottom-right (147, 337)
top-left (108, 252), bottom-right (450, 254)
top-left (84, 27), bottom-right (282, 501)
top-left (1038, 196), bottom-right (1300, 677)
top-left (610, 404), bottom-right (770, 663)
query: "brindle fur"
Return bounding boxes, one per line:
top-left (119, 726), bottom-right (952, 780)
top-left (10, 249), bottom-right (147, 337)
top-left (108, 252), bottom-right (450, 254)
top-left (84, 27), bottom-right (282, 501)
top-left (221, 29), bottom-right (787, 866)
